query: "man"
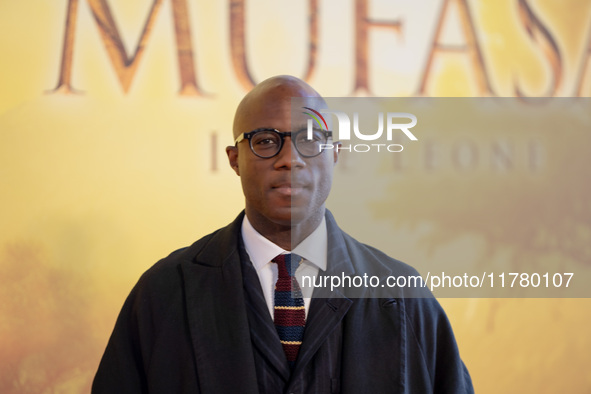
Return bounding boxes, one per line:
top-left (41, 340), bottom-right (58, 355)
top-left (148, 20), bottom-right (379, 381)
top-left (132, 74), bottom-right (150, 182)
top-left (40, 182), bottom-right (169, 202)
top-left (93, 75), bottom-right (473, 393)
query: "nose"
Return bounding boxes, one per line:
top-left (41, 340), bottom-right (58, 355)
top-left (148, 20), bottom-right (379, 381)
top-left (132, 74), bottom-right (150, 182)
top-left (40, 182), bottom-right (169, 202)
top-left (274, 136), bottom-right (305, 169)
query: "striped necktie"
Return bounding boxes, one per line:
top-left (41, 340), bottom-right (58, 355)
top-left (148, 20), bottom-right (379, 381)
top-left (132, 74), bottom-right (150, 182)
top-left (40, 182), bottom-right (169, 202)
top-left (272, 253), bottom-right (306, 368)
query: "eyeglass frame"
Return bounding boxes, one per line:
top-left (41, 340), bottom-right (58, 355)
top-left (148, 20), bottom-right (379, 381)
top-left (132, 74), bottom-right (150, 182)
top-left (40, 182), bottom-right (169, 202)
top-left (234, 127), bottom-right (334, 158)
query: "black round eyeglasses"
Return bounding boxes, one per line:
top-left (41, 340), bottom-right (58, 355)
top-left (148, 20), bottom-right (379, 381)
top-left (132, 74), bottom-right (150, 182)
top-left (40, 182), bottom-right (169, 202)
top-left (234, 128), bottom-right (333, 158)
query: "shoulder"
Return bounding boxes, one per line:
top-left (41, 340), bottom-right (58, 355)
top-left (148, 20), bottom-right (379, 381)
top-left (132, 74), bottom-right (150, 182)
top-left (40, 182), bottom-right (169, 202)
top-left (116, 232), bottom-right (213, 326)
top-left (127, 213), bottom-right (243, 312)
top-left (138, 230), bottom-right (217, 280)
top-left (134, 230), bottom-right (216, 292)
top-left (336, 225), bottom-right (428, 296)
top-left (345, 234), bottom-right (458, 342)
top-left (342, 230), bottom-right (421, 277)
top-left (325, 210), bottom-right (420, 277)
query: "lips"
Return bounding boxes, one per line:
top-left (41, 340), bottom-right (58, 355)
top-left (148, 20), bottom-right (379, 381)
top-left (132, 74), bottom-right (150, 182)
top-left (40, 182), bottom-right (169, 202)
top-left (272, 182), bottom-right (306, 197)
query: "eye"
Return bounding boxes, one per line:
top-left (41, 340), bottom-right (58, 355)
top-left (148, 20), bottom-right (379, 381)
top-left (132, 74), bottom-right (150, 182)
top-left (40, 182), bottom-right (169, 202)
top-left (296, 129), bottom-right (323, 144)
top-left (256, 138), bottom-right (277, 145)
top-left (252, 132), bottom-right (280, 147)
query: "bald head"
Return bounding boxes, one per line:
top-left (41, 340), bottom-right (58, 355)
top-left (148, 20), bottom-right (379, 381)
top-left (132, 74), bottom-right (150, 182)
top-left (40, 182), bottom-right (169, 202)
top-left (232, 75), bottom-right (325, 140)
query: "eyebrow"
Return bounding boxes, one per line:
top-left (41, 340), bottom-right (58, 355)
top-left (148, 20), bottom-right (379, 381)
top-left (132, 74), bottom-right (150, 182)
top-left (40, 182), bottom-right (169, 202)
top-left (293, 124), bottom-right (322, 131)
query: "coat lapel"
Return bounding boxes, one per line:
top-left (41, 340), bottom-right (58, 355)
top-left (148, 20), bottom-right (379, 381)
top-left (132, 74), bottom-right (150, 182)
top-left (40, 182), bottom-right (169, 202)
top-left (180, 214), bottom-right (259, 394)
top-left (292, 295), bottom-right (352, 378)
top-left (291, 211), bottom-right (355, 377)
top-left (239, 242), bottom-right (291, 381)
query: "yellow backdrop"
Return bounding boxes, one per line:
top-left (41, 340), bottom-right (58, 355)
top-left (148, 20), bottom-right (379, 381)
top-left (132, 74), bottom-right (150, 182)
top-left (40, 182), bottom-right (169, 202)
top-left (1, 0), bottom-right (591, 392)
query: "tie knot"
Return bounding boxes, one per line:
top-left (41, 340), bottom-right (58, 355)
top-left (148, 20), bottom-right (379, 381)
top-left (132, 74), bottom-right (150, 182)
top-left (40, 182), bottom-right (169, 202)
top-left (272, 253), bottom-right (302, 278)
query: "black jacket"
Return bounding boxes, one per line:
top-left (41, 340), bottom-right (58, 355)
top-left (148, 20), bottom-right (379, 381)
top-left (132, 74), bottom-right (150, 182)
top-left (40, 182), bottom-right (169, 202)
top-left (93, 211), bottom-right (473, 393)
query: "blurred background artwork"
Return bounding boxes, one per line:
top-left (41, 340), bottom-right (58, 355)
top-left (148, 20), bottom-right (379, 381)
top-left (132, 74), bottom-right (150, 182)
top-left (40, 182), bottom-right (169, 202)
top-left (1, 0), bottom-right (591, 392)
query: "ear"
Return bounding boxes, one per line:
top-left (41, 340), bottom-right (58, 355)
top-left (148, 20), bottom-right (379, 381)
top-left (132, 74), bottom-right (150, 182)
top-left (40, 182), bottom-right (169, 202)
top-left (332, 142), bottom-right (341, 164)
top-left (226, 146), bottom-right (240, 175)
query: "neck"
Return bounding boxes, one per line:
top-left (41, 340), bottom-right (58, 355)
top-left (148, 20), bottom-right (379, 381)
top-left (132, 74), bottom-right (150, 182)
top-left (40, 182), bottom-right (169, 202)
top-left (245, 208), bottom-right (325, 251)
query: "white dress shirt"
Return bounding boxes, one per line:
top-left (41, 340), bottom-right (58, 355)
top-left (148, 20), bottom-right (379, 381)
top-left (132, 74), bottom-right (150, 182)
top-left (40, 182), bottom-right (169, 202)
top-left (241, 215), bottom-right (327, 320)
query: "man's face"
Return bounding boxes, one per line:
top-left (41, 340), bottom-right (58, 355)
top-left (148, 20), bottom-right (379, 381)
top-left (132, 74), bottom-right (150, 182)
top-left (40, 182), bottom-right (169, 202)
top-left (227, 89), bottom-right (337, 234)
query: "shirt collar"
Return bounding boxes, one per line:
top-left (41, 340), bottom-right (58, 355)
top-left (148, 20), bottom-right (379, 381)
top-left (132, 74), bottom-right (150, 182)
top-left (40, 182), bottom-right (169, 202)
top-left (241, 215), bottom-right (328, 272)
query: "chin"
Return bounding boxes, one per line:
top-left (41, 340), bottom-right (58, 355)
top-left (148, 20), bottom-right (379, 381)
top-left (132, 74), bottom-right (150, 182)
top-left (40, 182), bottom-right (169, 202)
top-left (266, 207), bottom-right (293, 226)
top-left (287, 206), bottom-right (313, 226)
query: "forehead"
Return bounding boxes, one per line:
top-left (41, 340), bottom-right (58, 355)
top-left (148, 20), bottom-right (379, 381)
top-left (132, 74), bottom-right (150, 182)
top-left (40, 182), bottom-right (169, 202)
top-left (233, 80), bottom-right (326, 136)
top-left (237, 96), bottom-right (324, 132)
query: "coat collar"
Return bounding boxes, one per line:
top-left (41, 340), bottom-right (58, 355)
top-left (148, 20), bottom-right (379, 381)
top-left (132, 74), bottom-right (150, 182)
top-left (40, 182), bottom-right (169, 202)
top-left (179, 212), bottom-right (260, 393)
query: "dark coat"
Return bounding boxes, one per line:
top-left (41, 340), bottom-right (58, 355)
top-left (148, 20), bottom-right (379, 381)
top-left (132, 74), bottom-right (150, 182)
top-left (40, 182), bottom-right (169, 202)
top-left (92, 211), bottom-right (473, 393)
